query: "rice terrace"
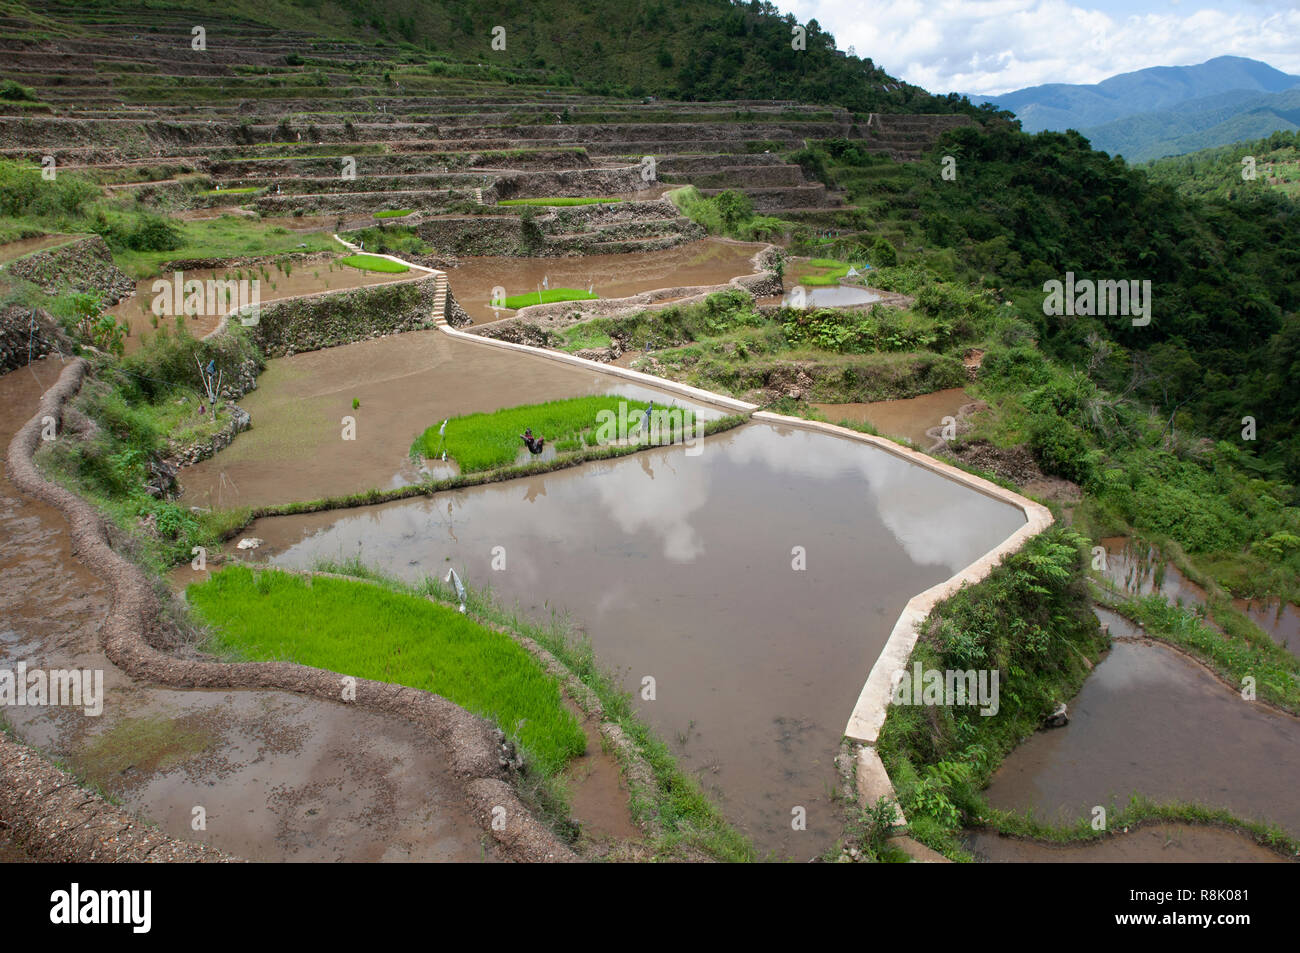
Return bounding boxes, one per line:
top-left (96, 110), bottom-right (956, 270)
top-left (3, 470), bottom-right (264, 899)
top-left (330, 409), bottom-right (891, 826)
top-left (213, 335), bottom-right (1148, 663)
top-left (0, 0), bottom-right (1298, 899)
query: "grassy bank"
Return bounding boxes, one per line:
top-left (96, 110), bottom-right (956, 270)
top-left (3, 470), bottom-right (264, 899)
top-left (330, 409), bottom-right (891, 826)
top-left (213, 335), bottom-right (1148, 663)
top-left (411, 394), bottom-right (697, 473)
top-left (187, 565), bottom-right (586, 775)
top-left (1094, 588), bottom-right (1300, 713)
top-left (546, 288), bottom-right (973, 404)
top-left (35, 325), bottom-right (262, 572)
top-left (874, 528), bottom-right (1107, 857)
top-left (976, 795), bottom-right (1300, 859)
top-left (666, 185), bottom-right (790, 242)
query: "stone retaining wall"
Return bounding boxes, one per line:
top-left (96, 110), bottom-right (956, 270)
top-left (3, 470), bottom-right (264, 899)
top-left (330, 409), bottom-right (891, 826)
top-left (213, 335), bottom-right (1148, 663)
top-left (0, 304), bottom-right (71, 375)
top-left (3, 235), bottom-right (134, 303)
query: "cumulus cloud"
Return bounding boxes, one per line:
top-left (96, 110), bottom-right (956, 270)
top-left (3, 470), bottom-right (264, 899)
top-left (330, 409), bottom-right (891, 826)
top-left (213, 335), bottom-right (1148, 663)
top-left (784, 0), bottom-right (1300, 94)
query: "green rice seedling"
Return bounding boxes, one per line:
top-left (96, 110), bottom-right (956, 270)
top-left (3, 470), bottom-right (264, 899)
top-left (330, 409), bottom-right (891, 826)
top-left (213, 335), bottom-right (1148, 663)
top-left (188, 566), bottom-right (585, 773)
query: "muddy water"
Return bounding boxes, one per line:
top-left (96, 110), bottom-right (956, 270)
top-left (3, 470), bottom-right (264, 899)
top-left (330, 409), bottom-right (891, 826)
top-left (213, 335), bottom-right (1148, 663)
top-left (449, 237), bottom-right (765, 325)
top-left (777, 286), bottom-right (882, 308)
top-left (1234, 598), bottom-right (1300, 659)
top-left (178, 329), bottom-right (722, 510)
top-left (109, 258), bottom-right (415, 352)
top-left (0, 359), bottom-right (496, 862)
top-left (0, 234), bottom-right (80, 265)
top-left (1098, 537), bottom-right (1210, 608)
top-left (967, 825), bottom-right (1290, 863)
top-left (238, 421), bottom-right (1027, 858)
top-left (813, 388), bottom-right (970, 449)
top-left (1099, 536), bottom-right (1300, 657)
top-left (982, 620), bottom-right (1300, 837)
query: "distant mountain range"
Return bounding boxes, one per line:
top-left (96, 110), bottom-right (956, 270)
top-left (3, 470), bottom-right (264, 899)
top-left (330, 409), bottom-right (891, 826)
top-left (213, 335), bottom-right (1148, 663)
top-left (965, 56), bottom-right (1300, 162)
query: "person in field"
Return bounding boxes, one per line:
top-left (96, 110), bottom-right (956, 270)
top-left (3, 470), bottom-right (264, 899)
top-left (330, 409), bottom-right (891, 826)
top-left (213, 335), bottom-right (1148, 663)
top-left (520, 427), bottom-right (546, 454)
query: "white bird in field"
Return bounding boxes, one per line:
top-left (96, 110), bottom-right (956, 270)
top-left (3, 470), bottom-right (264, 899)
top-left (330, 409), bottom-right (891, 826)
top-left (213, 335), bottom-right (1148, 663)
top-left (445, 567), bottom-right (467, 613)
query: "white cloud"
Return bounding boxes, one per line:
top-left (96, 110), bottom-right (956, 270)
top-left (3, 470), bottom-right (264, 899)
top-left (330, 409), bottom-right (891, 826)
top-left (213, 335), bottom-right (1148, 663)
top-left (785, 0), bottom-right (1300, 94)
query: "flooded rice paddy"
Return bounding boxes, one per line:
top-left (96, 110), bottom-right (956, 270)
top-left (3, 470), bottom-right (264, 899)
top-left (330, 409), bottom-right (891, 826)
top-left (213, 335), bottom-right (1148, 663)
top-left (981, 607), bottom-right (1300, 839)
top-left (0, 233), bottom-right (81, 265)
top-left (773, 285), bottom-right (882, 308)
top-left (232, 419), bottom-right (1026, 857)
top-left (178, 330), bottom-right (723, 509)
top-left (110, 257), bottom-right (415, 352)
top-left (812, 388), bottom-right (970, 449)
top-left (1100, 536), bottom-right (1299, 658)
top-left (448, 238), bottom-right (766, 325)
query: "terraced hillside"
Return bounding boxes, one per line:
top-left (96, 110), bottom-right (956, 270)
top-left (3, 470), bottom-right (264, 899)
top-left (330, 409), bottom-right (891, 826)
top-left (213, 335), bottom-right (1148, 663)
top-left (0, 3), bottom-right (972, 245)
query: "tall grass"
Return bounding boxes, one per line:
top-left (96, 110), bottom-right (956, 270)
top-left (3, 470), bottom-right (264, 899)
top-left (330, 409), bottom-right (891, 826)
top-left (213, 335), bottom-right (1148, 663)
top-left (187, 566), bottom-right (586, 774)
top-left (411, 395), bottom-right (694, 473)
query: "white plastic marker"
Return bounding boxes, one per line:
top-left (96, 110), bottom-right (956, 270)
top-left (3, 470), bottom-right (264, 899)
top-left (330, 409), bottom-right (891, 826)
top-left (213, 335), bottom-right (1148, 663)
top-left (445, 567), bottom-right (468, 613)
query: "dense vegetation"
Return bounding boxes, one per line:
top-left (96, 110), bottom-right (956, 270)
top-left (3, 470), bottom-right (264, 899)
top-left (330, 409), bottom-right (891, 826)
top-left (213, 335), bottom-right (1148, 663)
top-left (877, 528), bottom-right (1106, 856)
top-left (1145, 128), bottom-right (1300, 203)
top-left (791, 128), bottom-right (1300, 489)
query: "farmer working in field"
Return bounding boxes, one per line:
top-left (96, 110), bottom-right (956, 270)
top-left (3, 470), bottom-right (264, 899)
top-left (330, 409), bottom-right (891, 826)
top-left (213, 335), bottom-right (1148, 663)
top-left (520, 427), bottom-right (546, 454)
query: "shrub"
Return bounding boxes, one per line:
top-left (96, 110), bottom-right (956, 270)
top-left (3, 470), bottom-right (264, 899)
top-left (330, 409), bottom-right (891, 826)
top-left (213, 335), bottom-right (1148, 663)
top-left (870, 235), bottom-right (898, 267)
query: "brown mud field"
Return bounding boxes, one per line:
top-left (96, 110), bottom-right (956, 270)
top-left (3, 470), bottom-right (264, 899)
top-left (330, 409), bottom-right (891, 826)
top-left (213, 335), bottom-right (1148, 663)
top-left (813, 388), bottom-right (970, 449)
top-left (966, 824), bottom-right (1292, 863)
top-left (0, 359), bottom-right (502, 862)
top-left (449, 238), bottom-right (766, 325)
top-left (231, 420), bottom-right (1027, 858)
top-left (109, 257), bottom-right (413, 352)
top-left (0, 234), bottom-right (81, 265)
top-left (981, 607), bottom-right (1300, 838)
top-left (178, 329), bottom-right (723, 510)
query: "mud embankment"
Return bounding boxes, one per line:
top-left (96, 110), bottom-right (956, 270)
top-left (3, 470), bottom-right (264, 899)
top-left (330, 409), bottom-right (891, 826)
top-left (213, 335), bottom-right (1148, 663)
top-left (5, 359), bottom-right (576, 863)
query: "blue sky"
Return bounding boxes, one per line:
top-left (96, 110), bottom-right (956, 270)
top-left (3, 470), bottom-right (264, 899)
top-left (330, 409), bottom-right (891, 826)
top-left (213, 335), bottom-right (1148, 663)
top-left (781, 0), bottom-right (1300, 94)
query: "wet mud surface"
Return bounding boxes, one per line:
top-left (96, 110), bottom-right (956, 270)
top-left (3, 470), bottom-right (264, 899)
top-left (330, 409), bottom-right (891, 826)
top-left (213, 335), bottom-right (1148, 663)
top-left (813, 388), bottom-right (970, 449)
top-left (178, 329), bottom-right (721, 510)
top-left (449, 238), bottom-right (765, 325)
top-left (236, 421), bottom-right (1026, 857)
top-left (0, 359), bottom-right (498, 862)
